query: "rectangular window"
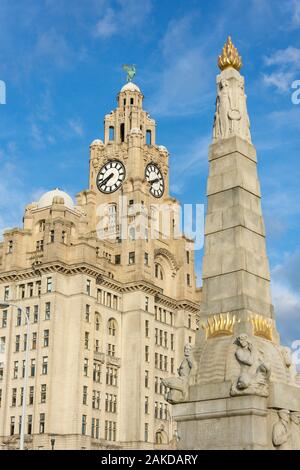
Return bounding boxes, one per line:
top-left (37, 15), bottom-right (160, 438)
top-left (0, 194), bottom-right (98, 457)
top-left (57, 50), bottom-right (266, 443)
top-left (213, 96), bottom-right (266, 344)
top-left (86, 279), bottom-right (91, 296)
top-left (29, 386), bottom-right (34, 405)
top-left (23, 334), bottom-right (27, 351)
top-left (128, 251), bottom-right (135, 265)
top-left (10, 416), bottom-right (15, 436)
top-left (15, 335), bottom-right (20, 352)
top-left (0, 363), bottom-right (4, 381)
top-left (36, 281), bottom-right (41, 296)
top-left (4, 286), bottom-right (9, 301)
top-left (17, 309), bottom-right (22, 326)
top-left (83, 386), bottom-right (88, 405)
top-left (36, 240), bottom-right (44, 252)
top-left (83, 358), bottom-right (89, 377)
top-left (22, 360), bottom-right (25, 378)
top-left (20, 387), bottom-right (23, 406)
top-left (43, 330), bottom-right (49, 347)
top-left (145, 320), bottom-right (149, 337)
top-left (145, 296), bottom-right (149, 312)
top-left (171, 333), bottom-right (174, 351)
top-left (8, 240), bottom-right (13, 254)
top-left (39, 413), bottom-right (45, 434)
top-left (144, 252), bottom-right (149, 265)
top-left (145, 396), bottom-right (149, 414)
top-left (28, 283), bottom-right (34, 297)
top-left (46, 277), bottom-right (52, 293)
top-left (45, 302), bottom-right (51, 320)
top-left (84, 332), bottom-right (89, 349)
top-left (0, 337), bottom-right (5, 354)
top-left (145, 345), bottom-right (149, 362)
top-left (32, 332), bottom-right (37, 350)
top-left (13, 361), bottom-right (18, 379)
top-left (188, 314), bottom-right (191, 329)
top-left (82, 415), bottom-right (87, 435)
top-left (33, 305), bottom-right (39, 323)
top-left (85, 304), bottom-right (90, 322)
top-left (50, 230), bottom-right (55, 243)
top-left (171, 357), bottom-right (174, 374)
top-left (30, 359), bottom-right (35, 377)
top-left (186, 250), bottom-right (190, 264)
top-left (41, 384), bottom-right (47, 404)
top-left (115, 254), bottom-right (121, 265)
top-left (28, 415), bottom-right (33, 435)
top-left (2, 310), bottom-right (7, 328)
top-left (145, 370), bottom-right (149, 388)
top-left (144, 423), bottom-right (149, 442)
top-left (187, 274), bottom-right (191, 286)
top-left (19, 284), bottom-right (25, 299)
top-left (11, 388), bottom-right (17, 407)
top-left (42, 356), bottom-right (48, 375)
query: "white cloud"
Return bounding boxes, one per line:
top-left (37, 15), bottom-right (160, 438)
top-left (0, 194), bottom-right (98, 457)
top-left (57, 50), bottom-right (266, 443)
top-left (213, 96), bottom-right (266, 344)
top-left (68, 118), bottom-right (84, 137)
top-left (271, 250), bottom-right (300, 345)
top-left (149, 14), bottom-right (215, 117)
top-left (95, 0), bottom-right (152, 39)
top-left (263, 46), bottom-right (300, 93)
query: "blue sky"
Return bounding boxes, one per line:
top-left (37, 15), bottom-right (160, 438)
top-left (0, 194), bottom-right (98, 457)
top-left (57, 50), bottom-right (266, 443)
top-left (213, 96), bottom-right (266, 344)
top-left (0, 0), bottom-right (300, 347)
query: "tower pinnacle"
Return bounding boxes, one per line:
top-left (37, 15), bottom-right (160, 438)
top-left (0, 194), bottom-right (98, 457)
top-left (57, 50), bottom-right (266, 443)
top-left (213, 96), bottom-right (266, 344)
top-left (218, 36), bottom-right (242, 71)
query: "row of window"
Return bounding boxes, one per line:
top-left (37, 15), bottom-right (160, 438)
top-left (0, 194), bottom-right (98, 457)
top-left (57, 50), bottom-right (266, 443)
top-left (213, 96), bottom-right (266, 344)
top-left (0, 330), bottom-right (49, 355)
top-left (9, 413), bottom-right (45, 436)
top-left (144, 347), bottom-right (174, 373)
top-left (0, 357), bottom-right (49, 381)
top-left (83, 360), bottom-right (118, 387)
top-left (96, 289), bottom-right (120, 310)
top-left (145, 397), bottom-right (169, 420)
top-left (1, 303), bottom-right (51, 329)
top-left (154, 306), bottom-right (174, 326)
top-left (154, 328), bottom-right (174, 350)
top-left (82, 415), bottom-right (117, 441)
top-left (2, 384), bottom-right (47, 408)
top-left (143, 372), bottom-right (169, 395)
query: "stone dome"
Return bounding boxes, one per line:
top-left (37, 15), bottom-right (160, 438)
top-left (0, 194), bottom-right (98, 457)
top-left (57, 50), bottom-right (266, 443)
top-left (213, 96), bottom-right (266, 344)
top-left (90, 139), bottom-right (104, 147)
top-left (37, 189), bottom-right (74, 209)
top-left (120, 82), bottom-right (141, 93)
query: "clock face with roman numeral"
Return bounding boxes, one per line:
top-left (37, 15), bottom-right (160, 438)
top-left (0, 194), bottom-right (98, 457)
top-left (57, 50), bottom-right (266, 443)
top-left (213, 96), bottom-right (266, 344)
top-left (96, 160), bottom-right (126, 194)
top-left (145, 163), bottom-right (164, 198)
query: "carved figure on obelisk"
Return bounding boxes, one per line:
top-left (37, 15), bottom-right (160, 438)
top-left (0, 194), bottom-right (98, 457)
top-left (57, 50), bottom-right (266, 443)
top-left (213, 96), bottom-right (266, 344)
top-left (230, 334), bottom-right (271, 397)
top-left (272, 410), bottom-right (292, 450)
top-left (290, 412), bottom-right (300, 449)
top-left (163, 343), bottom-right (193, 404)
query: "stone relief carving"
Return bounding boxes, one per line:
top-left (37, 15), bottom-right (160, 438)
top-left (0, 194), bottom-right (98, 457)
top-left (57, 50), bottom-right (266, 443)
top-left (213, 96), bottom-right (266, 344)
top-left (291, 412), bottom-right (300, 449)
top-left (162, 343), bottom-right (193, 404)
top-left (230, 334), bottom-right (271, 397)
top-left (272, 409), bottom-right (292, 450)
top-left (213, 74), bottom-right (251, 144)
top-left (280, 346), bottom-right (297, 384)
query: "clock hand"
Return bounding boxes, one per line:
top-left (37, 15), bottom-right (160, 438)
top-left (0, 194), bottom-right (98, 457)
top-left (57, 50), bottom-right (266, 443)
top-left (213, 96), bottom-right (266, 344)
top-left (101, 172), bottom-right (114, 186)
top-left (149, 177), bottom-right (160, 184)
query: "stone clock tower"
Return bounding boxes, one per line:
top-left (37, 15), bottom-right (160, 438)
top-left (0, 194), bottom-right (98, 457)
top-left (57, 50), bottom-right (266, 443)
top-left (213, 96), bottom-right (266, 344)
top-left (0, 75), bottom-right (200, 450)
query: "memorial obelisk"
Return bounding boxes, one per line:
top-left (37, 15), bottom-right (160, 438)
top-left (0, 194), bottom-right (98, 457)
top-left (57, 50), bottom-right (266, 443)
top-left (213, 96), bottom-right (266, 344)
top-left (165, 37), bottom-right (300, 450)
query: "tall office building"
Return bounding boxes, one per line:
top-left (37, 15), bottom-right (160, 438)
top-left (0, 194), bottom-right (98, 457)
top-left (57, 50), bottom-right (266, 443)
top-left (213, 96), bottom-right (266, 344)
top-left (0, 79), bottom-right (200, 450)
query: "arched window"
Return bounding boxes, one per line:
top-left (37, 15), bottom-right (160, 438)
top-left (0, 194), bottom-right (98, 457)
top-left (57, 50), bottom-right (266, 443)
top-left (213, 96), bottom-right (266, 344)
top-left (108, 318), bottom-right (117, 336)
top-left (95, 313), bottom-right (101, 332)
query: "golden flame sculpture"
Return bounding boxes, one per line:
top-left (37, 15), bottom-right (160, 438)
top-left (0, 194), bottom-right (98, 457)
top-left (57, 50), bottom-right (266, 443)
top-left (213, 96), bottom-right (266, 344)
top-left (249, 314), bottom-right (273, 341)
top-left (218, 36), bottom-right (242, 71)
top-left (201, 313), bottom-right (238, 339)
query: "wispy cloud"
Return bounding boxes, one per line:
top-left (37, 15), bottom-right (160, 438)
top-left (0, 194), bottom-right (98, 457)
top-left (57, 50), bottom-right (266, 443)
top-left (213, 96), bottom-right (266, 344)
top-left (263, 46), bottom-right (300, 93)
top-left (94, 0), bottom-right (152, 39)
top-left (271, 249), bottom-right (300, 344)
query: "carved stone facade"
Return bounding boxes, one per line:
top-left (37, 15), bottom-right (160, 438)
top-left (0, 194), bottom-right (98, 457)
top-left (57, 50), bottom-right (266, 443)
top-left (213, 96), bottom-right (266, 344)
top-left (169, 38), bottom-right (300, 450)
top-left (0, 81), bottom-right (200, 450)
